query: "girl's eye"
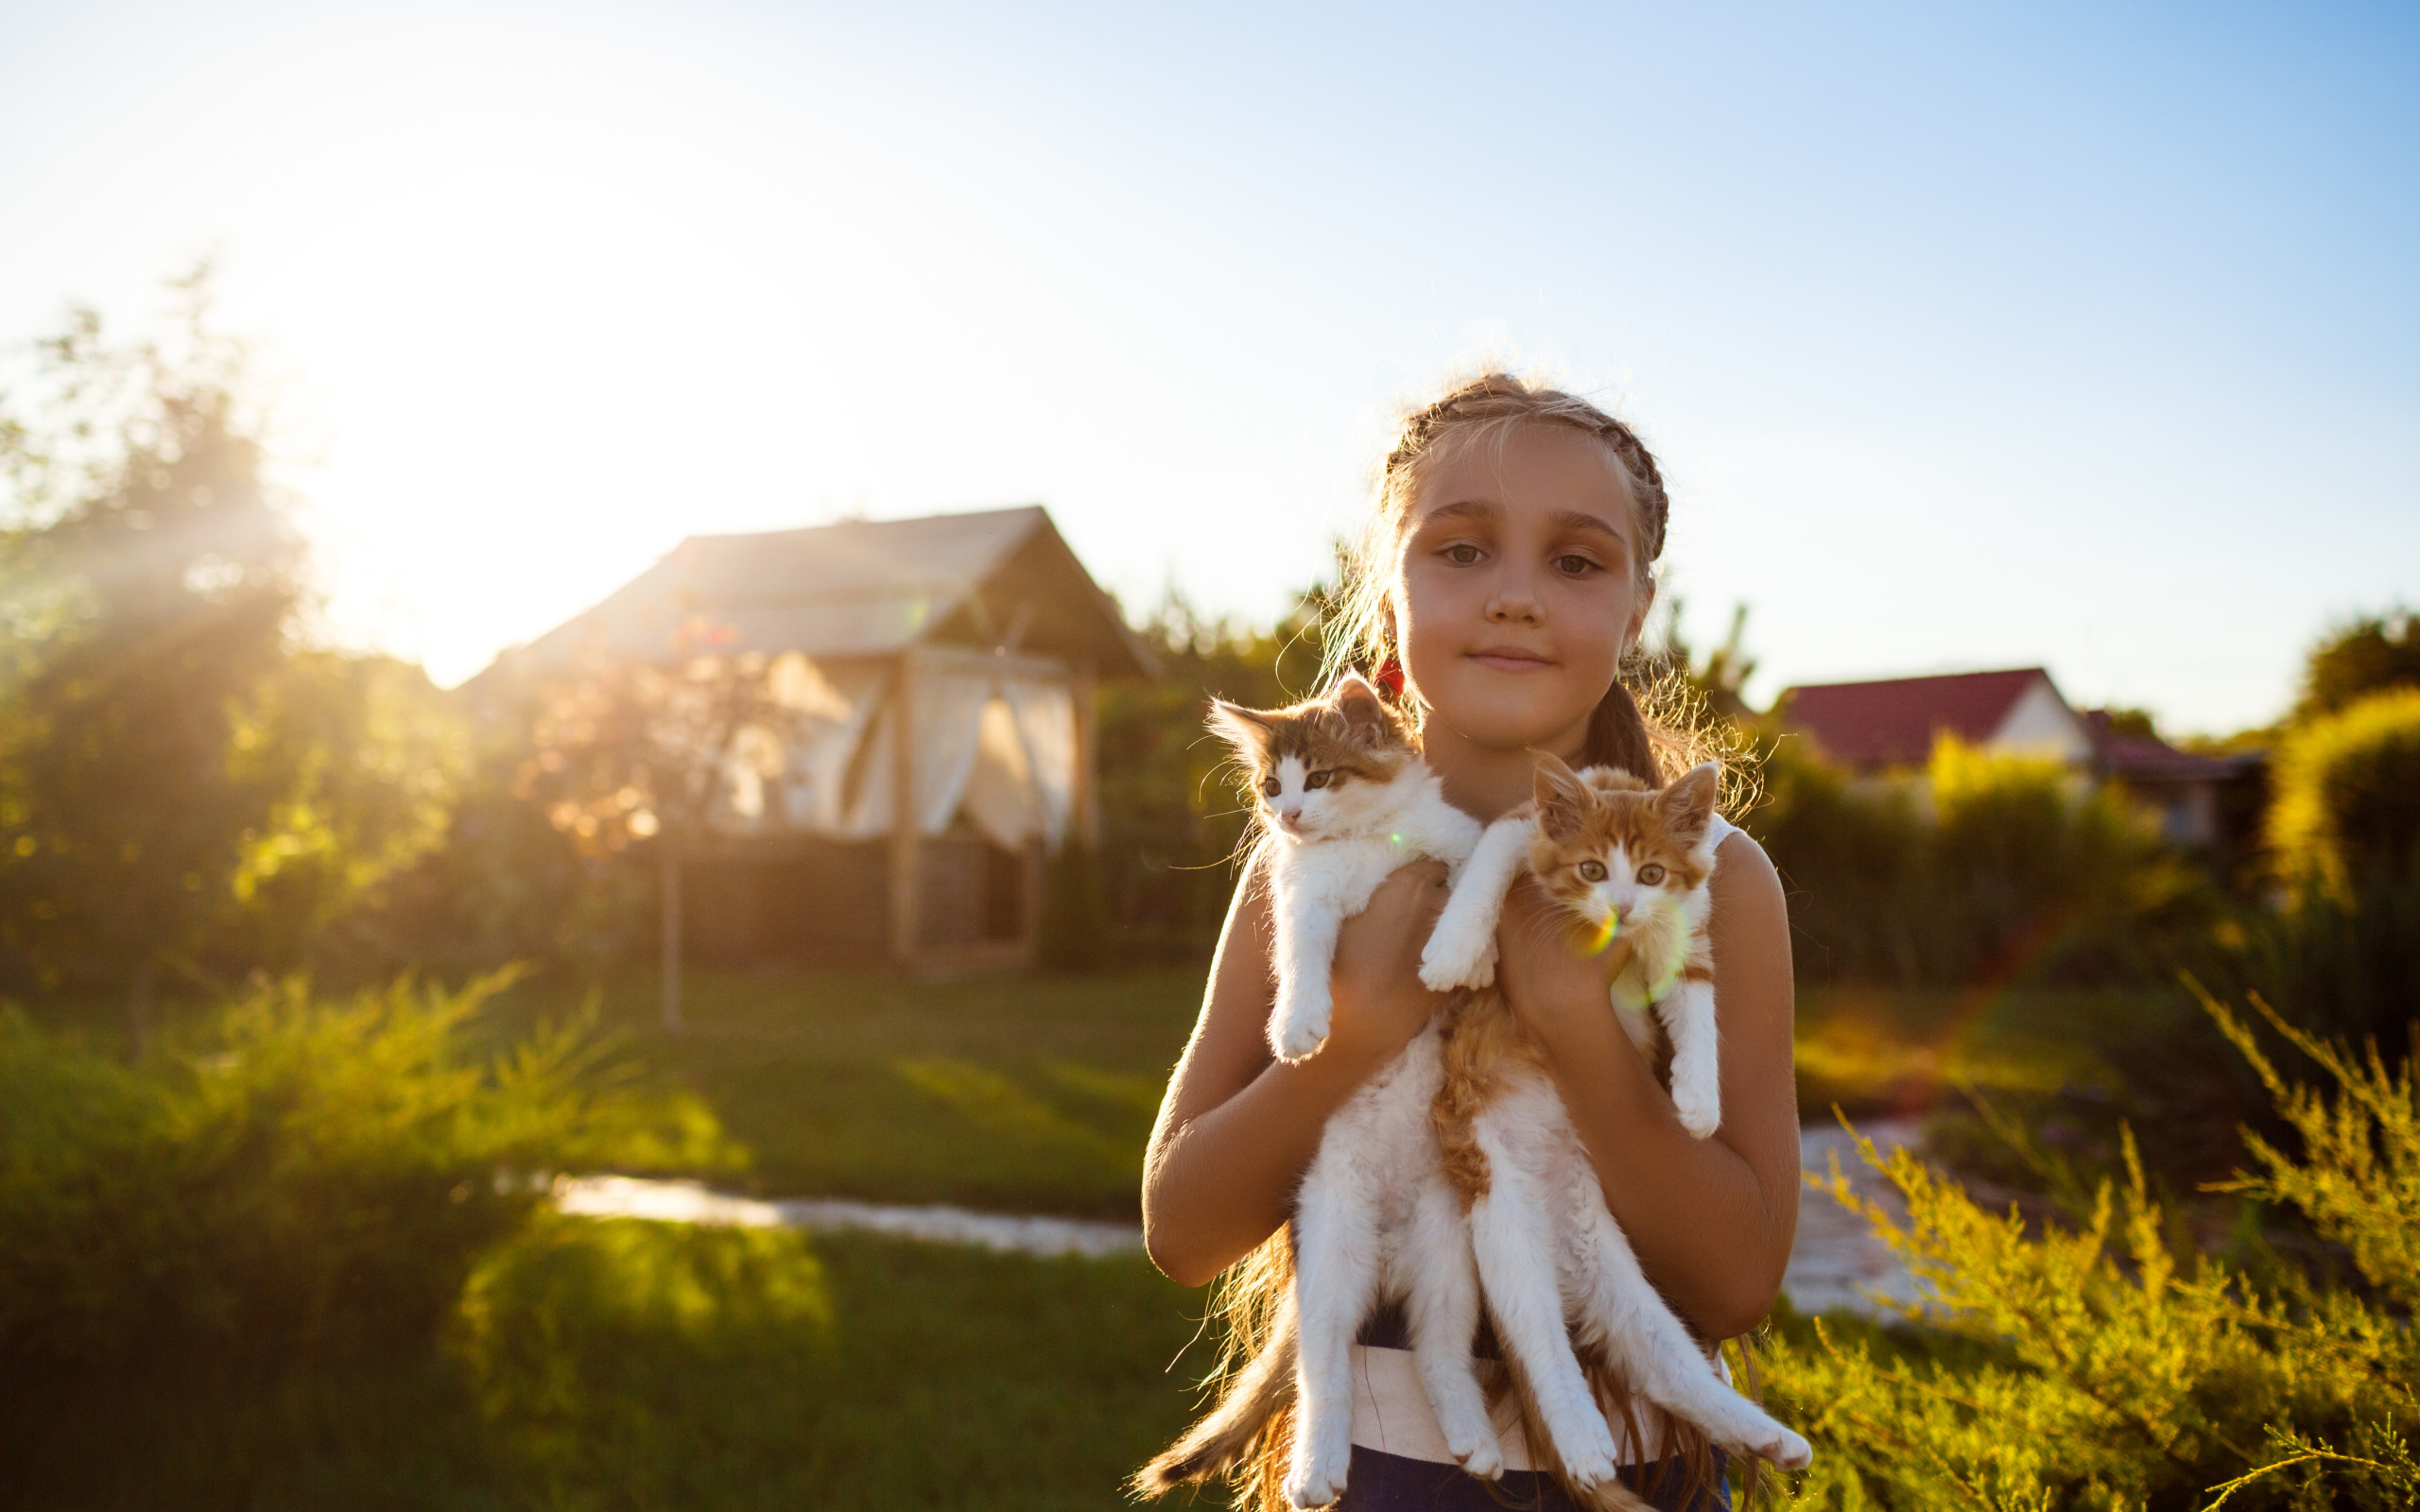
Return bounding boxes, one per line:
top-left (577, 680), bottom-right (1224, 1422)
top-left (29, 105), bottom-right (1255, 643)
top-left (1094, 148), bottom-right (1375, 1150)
top-left (1443, 543), bottom-right (1482, 565)
top-left (1554, 554), bottom-right (1598, 576)
top-left (1578, 860), bottom-right (1608, 883)
top-left (1637, 863), bottom-right (1667, 885)
top-left (1305, 771), bottom-right (1332, 790)
top-left (1260, 778), bottom-right (1281, 799)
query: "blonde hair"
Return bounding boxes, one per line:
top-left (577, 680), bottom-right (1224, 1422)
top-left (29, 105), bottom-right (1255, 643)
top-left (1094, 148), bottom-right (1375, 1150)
top-left (1319, 370), bottom-right (1743, 803)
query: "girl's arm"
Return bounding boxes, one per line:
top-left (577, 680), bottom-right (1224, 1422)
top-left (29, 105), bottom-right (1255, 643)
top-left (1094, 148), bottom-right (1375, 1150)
top-left (1141, 849), bottom-right (1454, 1288)
top-left (1495, 831), bottom-right (1801, 1340)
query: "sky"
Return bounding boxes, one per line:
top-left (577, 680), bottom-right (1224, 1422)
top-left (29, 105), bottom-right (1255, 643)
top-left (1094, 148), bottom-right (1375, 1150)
top-left (0, 0), bottom-right (2412, 731)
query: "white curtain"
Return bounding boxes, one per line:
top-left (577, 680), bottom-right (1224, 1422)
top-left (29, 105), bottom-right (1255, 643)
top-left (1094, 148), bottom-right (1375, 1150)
top-left (713, 655), bottom-right (1079, 850)
top-left (770, 656), bottom-right (892, 837)
top-left (962, 696), bottom-right (1041, 847)
top-left (1001, 679), bottom-right (1077, 849)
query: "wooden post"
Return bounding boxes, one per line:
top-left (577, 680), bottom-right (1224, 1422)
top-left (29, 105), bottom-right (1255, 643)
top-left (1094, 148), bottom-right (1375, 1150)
top-left (888, 651), bottom-right (922, 965)
top-left (1072, 658), bottom-right (1101, 846)
top-left (660, 841), bottom-right (683, 1032)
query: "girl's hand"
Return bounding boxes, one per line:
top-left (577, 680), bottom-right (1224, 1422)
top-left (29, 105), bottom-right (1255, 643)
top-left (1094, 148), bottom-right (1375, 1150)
top-left (1318, 860), bottom-right (1453, 1074)
top-left (1493, 875), bottom-right (1620, 1042)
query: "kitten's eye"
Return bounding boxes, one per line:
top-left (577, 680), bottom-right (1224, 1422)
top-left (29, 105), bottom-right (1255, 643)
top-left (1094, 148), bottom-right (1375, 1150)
top-left (1305, 770), bottom-right (1332, 790)
top-left (1577, 860), bottom-right (1608, 883)
top-left (1637, 863), bottom-right (1667, 885)
top-left (1443, 543), bottom-right (1482, 565)
top-left (1260, 778), bottom-right (1281, 799)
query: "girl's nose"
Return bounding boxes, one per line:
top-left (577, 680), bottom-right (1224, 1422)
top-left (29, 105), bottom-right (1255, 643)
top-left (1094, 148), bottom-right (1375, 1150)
top-left (1484, 583), bottom-right (1541, 624)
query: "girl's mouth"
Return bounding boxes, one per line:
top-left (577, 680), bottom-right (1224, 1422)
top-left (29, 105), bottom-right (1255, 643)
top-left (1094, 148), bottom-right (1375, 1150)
top-left (1466, 645), bottom-right (1554, 673)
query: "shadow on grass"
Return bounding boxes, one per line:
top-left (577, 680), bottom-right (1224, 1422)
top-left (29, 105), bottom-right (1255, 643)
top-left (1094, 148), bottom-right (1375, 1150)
top-left (2, 1220), bottom-right (1202, 1512)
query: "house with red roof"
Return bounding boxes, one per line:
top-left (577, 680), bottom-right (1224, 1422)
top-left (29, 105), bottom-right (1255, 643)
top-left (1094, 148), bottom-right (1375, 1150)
top-left (1775, 667), bottom-right (2264, 855)
top-left (1775, 668), bottom-right (2097, 771)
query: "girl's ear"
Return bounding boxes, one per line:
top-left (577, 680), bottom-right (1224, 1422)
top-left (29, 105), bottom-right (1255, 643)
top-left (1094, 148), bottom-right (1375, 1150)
top-left (1531, 751), bottom-right (1588, 841)
top-left (1659, 761), bottom-right (1720, 840)
top-left (1206, 699), bottom-right (1274, 758)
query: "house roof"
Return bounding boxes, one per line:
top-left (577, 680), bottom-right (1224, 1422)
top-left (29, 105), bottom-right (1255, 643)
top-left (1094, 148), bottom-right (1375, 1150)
top-left (2083, 712), bottom-right (2264, 784)
top-left (1776, 668), bottom-right (2059, 768)
top-left (483, 506), bottom-right (1156, 685)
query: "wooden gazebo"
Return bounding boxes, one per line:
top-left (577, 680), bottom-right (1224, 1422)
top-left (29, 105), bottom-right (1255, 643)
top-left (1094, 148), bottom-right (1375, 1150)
top-left (490, 507), bottom-right (1153, 990)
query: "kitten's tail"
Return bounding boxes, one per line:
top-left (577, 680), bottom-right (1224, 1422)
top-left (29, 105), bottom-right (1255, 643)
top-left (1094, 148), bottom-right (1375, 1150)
top-left (1132, 1294), bottom-right (1300, 1494)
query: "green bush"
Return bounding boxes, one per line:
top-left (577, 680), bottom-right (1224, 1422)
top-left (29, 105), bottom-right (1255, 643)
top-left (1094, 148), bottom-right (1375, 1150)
top-left (2269, 687), bottom-right (2420, 900)
top-left (1764, 988), bottom-right (2420, 1510)
top-left (0, 971), bottom-right (729, 1373)
top-left (1748, 736), bottom-right (2216, 988)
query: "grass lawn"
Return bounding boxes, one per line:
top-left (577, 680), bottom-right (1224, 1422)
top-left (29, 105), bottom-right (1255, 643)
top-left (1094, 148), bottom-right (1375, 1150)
top-left (3, 1223), bottom-right (1205, 1512)
top-left (478, 964), bottom-right (2150, 1215)
top-left (486, 965), bottom-right (1206, 1219)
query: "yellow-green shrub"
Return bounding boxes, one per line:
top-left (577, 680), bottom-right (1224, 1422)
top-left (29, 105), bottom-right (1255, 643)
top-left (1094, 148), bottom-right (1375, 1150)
top-left (2269, 687), bottom-right (2420, 899)
top-left (0, 971), bottom-right (732, 1372)
top-left (1763, 988), bottom-right (2420, 1510)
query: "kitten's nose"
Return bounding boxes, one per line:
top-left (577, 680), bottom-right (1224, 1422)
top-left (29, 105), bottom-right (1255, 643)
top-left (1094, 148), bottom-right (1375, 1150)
top-left (1275, 806), bottom-right (1304, 830)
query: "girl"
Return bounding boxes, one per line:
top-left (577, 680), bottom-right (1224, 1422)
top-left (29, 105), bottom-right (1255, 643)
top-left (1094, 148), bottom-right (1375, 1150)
top-left (1140, 374), bottom-right (1801, 1511)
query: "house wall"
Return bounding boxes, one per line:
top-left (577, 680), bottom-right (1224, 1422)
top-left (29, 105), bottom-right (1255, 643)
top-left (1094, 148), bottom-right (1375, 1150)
top-left (1989, 680), bottom-right (2095, 765)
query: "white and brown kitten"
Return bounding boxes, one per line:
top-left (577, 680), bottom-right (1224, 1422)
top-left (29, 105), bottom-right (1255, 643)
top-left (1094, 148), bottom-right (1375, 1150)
top-left (1420, 755), bottom-right (1814, 1487)
top-left (1141, 673), bottom-right (1507, 1509)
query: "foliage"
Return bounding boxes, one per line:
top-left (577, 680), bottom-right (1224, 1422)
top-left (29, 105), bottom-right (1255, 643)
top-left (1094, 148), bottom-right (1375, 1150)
top-left (0, 971), bottom-right (729, 1375)
top-left (1092, 592), bottom-right (1323, 961)
top-left (513, 632), bottom-right (800, 856)
top-left (0, 1224), bottom-right (1199, 1512)
top-left (2293, 610), bottom-right (2420, 725)
top-left (2267, 687), bottom-right (2420, 901)
top-left (446, 1223), bottom-right (1196, 1511)
top-left (0, 277), bottom-right (302, 1009)
top-left (217, 650), bottom-right (472, 971)
top-left (1765, 989), bottom-right (2420, 1511)
top-left (1747, 736), bottom-right (2218, 988)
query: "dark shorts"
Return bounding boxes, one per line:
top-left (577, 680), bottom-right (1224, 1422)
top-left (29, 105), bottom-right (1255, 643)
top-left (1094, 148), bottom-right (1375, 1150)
top-left (1335, 1446), bottom-right (1733, 1511)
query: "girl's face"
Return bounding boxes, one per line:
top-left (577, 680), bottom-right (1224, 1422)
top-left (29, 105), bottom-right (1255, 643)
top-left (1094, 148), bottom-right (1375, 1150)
top-left (1392, 422), bottom-right (1651, 759)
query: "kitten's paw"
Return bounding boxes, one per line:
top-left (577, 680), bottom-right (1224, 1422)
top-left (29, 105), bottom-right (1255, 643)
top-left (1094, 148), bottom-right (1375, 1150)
top-left (1284, 1447), bottom-right (1350, 1508)
top-left (1672, 1090), bottom-right (1721, 1140)
top-left (1758, 1429), bottom-right (1812, 1472)
top-left (1418, 928), bottom-right (1486, 990)
top-left (1449, 1435), bottom-right (1504, 1481)
top-left (1273, 1014), bottom-right (1332, 1062)
top-left (1556, 1430), bottom-right (1621, 1490)
top-left (1270, 987), bottom-right (1333, 1062)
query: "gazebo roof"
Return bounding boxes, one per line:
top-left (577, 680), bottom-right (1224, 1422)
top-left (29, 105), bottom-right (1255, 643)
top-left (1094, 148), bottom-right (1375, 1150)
top-left (486, 506), bottom-right (1156, 683)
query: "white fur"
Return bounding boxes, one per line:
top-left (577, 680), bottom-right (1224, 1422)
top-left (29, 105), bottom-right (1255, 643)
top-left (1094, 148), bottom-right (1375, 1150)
top-left (1417, 763), bottom-right (1814, 1479)
top-left (1244, 718), bottom-right (1506, 1506)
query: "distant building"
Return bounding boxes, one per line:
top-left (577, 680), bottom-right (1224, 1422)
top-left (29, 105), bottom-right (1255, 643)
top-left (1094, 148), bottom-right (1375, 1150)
top-left (2083, 710), bottom-right (2266, 855)
top-left (1775, 668), bottom-right (2097, 771)
top-left (1775, 667), bottom-right (2264, 858)
top-left (483, 506), bottom-right (1154, 977)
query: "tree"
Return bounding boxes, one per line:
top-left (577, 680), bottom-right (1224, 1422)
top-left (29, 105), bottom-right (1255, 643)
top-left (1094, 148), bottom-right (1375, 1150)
top-left (0, 272), bottom-right (301, 1035)
top-left (2294, 610), bottom-right (2420, 725)
top-left (510, 627), bottom-right (797, 1026)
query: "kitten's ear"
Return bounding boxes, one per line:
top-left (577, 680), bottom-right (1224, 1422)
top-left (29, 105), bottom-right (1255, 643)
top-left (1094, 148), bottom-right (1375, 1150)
top-left (1205, 699), bottom-right (1275, 758)
top-left (1660, 761), bottom-right (1720, 840)
top-left (1532, 751), bottom-right (1588, 841)
top-left (1330, 671), bottom-right (1390, 748)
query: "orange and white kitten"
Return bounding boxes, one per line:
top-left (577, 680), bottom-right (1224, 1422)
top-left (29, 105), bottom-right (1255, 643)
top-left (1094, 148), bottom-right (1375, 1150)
top-left (1418, 754), bottom-right (1813, 1484)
